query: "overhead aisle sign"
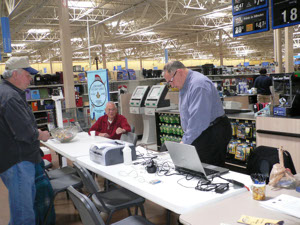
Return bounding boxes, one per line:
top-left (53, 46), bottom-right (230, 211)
top-left (233, 8), bottom-right (269, 37)
top-left (271, 0), bottom-right (300, 29)
top-left (233, 0), bottom-right (268, 15)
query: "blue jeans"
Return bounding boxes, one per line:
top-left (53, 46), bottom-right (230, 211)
top-left (0, 161), bottom-right (36, 225)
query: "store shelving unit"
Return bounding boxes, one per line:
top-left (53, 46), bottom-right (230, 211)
top-left (27, 84), bottom-right (63, 130)
top-left (155, 110), bottom-right (256, 174)
top-left (226, 114), bottom-right (256, 174)
top-left (155, 110), bottom-right (182, 149)
top-left (25, 75), bottom-right (165, 130)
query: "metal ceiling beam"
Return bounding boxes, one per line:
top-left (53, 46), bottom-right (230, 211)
top-left (104, 2), bottom-right (231, 42)
top-left (90, 0), bottom-right (148, 28)
top-left (12, 0), bottom-right (49, 35)
top-left (7, 0), bottom-right (26, 19)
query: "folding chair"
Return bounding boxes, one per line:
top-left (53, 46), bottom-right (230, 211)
top-left (67, 186), bottom-right (154, 225)
top-left (120, 132), bottom-right (138, 146)
top-left (73, 162), bottom-right (146, 225)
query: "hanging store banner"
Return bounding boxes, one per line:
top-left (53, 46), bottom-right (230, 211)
top-left (271, 0), bottom-right (300, 29)
top-left (1, 17), bottom-right (12, 53)
top-left (233, 8), bottom-right (269, 37)
top-left (87, 69), bottom-right (110, 124)
top-left (125, 57), bottom-right (128, 69)
top-left (165, 49), bottom-right (168, 63)
top-left (233, 0), bottom-right (268, 16)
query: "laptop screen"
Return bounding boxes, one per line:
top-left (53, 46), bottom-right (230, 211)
top-left (164, 141), bottom-right (229, 177)
top-left (164, 141), bottom-right (207, 175)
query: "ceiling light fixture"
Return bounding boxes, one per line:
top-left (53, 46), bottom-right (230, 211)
top-left (137, 31), bottom-right (155, 36)
top-left (110, 21), bottom-right (129, 27)
top-left (12, 43), bottom-right (26, 47)
top-left (28, 29), bottom-right (50, 34)
top-left (68, 1), bottom-right (94, 9)
top-left (204, 12), bottom-right (227, 18)
top-left (71, 37), bottom-right (83, 42)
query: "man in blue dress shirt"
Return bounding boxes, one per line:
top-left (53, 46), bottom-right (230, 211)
top-left (163, 61), bottom-right (231, 166)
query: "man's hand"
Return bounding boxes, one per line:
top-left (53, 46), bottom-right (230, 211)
top-left (116, 127), bottom-right (125, 135)
top-left (38, 129), bottom-right (50, 142)
top-left (99, 133), bottom-right (110, 138)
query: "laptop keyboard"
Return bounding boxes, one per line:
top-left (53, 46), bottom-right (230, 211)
top-left (204, 167), bottom-right (217, 176)
top-left (176, 167), bottom-right (218, 178)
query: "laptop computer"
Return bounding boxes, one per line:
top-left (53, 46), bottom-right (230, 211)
top-left (164, 141), bottom-right (229, 178)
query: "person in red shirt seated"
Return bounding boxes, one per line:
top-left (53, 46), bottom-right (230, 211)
top-left (89, 101), bottom-right (131, 139)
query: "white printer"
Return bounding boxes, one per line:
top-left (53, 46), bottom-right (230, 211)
top-left (89, 140), bottom-right (136, 166)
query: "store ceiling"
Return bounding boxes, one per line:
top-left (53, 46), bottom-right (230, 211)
top-left (0, 0), bottom-right (299, 64)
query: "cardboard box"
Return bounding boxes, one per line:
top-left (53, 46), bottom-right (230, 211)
top-left (122, 70), bottom-right (129, 80)
top-left (31, 89), bottom-right (40, 99)
top-left (128, 69), bottom-right (136, 80)
top-left (78, 72), bottom-right (86, 82)
top-left (25, 89), bottom-right (31, 100)
top-left (110, 71), bottom-right (118, 81)
top-left (39, 88), bottom-right (49, 99)
top-left (31, 102), bottom-right (38, 111)
top-left (44, 101), bottom-right (54, 109)
top-left (38, 101), bottom-right (45, 110)
top-left (73, 65), bottom-right (82, 72)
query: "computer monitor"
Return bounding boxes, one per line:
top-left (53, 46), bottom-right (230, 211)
top-left (145, 85), bottom-right (170, 108)
top-left (129, 86), bottom-right (150, 108)
top-left (132, 87), bottom-right (147, 99)
top-left (148, 86), bottom-right (162, 98)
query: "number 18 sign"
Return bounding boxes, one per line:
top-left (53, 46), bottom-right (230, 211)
top-left (272, 0), bottom-right (300, 29)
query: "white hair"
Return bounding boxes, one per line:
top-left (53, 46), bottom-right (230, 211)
top-left (106, 101), bottom-right (117, 108)
top-left (2, 69), bottom-right (23, 79)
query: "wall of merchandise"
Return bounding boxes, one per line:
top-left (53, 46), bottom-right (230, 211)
top-left (156, 111), bottom-right (257, 173)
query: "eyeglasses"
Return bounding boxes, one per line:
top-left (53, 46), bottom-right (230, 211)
top-left (166, 70), bottom-right (178, 87)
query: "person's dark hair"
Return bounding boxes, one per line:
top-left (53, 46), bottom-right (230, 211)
top-left (163, 61), bottom-right (186, 73)
top-left (259, 68), bottom-right (267, 75)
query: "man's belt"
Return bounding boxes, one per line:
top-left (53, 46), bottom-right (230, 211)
top-left (209, 114), bottom-right (226, 127)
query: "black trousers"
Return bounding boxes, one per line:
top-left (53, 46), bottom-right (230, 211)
top-left (191, 116), bottom-right (232, 167)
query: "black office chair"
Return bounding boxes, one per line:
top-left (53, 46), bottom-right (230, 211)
top-left (67, 186), bottom-right (154, 225)
top-left (120, 132), bottom-right (138, 146)
top-left (73, 162), bottom-right (146, 225)
top-left (247, 145), bottom-right (296, 183)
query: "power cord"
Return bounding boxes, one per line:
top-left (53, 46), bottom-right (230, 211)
top-left (212, 174), bottom-right (250, 191)
top-left (195, 178), bottom-right (229, 193)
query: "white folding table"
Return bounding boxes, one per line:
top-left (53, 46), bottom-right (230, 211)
top-left (42, 132), bottom-right (109, 161)
top-left (76, 147), bottom-right (252, 215)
